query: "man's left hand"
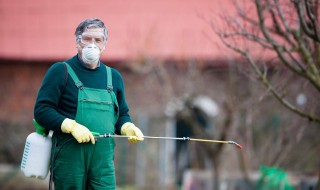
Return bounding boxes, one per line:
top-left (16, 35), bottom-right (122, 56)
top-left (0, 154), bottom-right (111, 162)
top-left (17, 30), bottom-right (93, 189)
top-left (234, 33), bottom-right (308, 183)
top-left (120, 122), bottom-right (144, 143)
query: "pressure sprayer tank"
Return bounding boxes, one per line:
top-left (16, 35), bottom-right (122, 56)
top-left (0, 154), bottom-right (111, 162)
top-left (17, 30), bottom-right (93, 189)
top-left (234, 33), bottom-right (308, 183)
top-left (21, 131), bottom-right (53, 179)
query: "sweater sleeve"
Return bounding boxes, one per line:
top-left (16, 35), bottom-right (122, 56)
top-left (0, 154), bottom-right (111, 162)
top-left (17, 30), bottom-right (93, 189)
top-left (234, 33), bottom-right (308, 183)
top-left (34, 63), bottom-right (67, 133)
top-left (113, 69), bottom-right (132, 134)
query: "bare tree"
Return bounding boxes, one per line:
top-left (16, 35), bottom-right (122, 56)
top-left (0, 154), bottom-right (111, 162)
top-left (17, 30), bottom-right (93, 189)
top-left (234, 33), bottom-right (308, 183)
top-left (216, 0), bottom-right (320, 123)
top-left (215, 0), bottom-right (320, 188)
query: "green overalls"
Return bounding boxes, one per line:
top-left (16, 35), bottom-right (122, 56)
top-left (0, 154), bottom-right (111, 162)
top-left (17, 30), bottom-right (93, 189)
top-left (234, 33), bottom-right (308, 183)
top-left (51, 63), bottom-right (119, 190)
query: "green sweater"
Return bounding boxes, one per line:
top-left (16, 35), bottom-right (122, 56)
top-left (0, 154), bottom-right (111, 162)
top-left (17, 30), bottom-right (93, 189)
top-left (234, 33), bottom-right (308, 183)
top-left (34, 55), bottom-right (132, 135)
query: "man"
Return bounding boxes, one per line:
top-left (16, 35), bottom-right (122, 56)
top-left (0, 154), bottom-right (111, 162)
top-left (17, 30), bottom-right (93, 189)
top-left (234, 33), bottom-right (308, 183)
top-left (34, 18), bottom-right (144, 189)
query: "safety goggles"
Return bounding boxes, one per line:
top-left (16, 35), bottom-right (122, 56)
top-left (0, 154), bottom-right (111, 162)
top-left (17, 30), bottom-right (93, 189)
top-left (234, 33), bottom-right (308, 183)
top-left (79, 32), bottom-right (106, 46)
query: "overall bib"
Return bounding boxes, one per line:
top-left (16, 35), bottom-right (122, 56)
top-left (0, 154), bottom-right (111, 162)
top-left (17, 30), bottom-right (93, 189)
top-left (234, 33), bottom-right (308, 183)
top-left (52, 63), bottom-right (119, 190)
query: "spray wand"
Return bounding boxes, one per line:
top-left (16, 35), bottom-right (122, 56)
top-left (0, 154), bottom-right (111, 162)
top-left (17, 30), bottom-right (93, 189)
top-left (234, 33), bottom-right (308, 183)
top-left (91, 132), bottom-right (243, 149)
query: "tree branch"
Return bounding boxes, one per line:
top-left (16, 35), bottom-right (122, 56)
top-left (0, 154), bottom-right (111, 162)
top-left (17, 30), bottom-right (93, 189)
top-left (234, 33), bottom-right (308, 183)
top-left (270, 0), bottom-right (296, 47)
top-left (218, 31), bottom-right (320, 122)
top-left (293, 0), bottom-right (319, 41)
top-left (256, 0), bottom-right (320, 91)
top-left (304, 0), bottom-right (320, 41)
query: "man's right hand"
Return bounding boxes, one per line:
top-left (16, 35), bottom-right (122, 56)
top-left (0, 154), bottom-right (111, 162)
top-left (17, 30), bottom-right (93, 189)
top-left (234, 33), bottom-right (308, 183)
top-left (61, 118), bottom-right (95, 144)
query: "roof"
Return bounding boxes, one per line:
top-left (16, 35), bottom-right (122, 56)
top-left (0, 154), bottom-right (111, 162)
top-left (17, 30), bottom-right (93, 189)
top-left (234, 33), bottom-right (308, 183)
top-left (0, 0), bottom-right (234, 61)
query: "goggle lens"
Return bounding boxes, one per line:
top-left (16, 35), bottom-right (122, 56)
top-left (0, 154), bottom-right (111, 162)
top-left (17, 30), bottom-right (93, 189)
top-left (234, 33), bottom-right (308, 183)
top-left (79, 32), bottom-right (106, 46)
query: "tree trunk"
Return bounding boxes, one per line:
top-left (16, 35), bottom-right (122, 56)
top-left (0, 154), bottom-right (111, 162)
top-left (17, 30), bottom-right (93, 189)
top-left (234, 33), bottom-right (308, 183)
top-left (212, 158), bottom-right (221, 190)
top-left (316, 158), bottom-right (320, 190)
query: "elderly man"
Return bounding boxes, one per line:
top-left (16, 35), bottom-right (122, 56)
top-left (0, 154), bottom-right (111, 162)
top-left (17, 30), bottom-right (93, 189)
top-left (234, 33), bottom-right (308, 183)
top-left (34, 18), bottom-right (144, 189)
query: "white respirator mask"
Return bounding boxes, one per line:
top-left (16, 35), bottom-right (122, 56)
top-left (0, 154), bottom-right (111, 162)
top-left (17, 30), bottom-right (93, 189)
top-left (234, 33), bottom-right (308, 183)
top-left (81, 43), bottom-right (101, 65)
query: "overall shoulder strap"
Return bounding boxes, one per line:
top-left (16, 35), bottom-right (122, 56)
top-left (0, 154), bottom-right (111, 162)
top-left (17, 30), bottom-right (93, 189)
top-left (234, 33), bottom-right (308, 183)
top-left (105, 66), bottom-right (119, 120)
top-left (64, 62), bottom-right (84, 89)
top-left (105, 66), bottom-right (113, 92)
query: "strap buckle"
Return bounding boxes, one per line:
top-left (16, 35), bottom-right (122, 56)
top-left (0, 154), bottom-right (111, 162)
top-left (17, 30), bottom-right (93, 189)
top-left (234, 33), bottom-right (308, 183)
top-left (75, 81), bottom-right (84, 90)
top-left (107, 85), bottom-right (113, 92)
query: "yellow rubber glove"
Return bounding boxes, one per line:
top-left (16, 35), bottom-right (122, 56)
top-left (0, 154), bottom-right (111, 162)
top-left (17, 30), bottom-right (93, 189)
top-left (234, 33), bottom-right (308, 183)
top-left (61, 118), bottom-right (95, 144)
top-left (121, 122), bottom-right (144, 143)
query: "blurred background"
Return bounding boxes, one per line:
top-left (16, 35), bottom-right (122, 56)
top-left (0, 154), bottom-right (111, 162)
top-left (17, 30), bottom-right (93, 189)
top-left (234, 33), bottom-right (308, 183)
top-left (0, 0), bottom-right (319, 189)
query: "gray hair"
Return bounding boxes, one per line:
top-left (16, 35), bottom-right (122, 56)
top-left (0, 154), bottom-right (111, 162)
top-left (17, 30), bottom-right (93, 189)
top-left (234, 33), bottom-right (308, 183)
top-left (75, 18), bottom-right (108, 43)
